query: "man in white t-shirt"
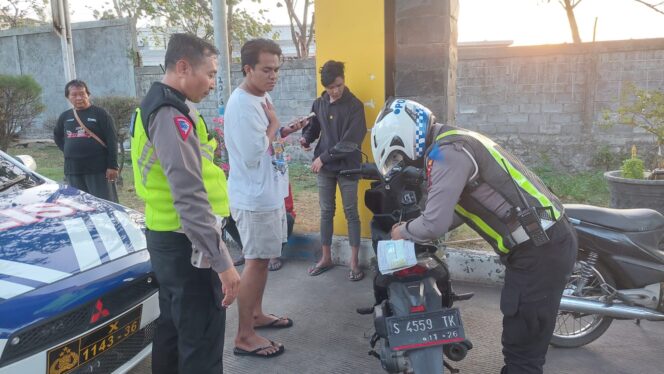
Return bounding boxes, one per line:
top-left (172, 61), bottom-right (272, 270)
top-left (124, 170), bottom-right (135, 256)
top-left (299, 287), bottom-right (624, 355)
top-left (225, 38), bottom-right (305, 358)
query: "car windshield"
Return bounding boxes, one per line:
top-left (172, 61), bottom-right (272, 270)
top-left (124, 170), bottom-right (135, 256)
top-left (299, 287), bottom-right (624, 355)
top-left (0, 157), bottom-right (41, 194)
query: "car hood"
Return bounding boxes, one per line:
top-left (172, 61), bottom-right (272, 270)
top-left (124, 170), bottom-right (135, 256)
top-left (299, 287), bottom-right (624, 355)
top-left (0, 183), bottom-right (147, 302)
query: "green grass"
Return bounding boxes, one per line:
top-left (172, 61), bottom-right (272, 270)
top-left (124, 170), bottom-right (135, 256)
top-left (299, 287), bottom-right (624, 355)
top-left (533, 166), bottom-right (610, 206)
top-left (288, 162), bottom-right (318, 195)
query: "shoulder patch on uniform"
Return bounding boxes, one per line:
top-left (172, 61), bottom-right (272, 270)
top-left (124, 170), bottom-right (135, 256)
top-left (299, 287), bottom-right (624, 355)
top-left (173, 116), bottom-right (193, 141)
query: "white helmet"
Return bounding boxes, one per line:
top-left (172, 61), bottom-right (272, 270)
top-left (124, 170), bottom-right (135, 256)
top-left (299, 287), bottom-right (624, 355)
top-left (371, 98), bottom-right (435, 176)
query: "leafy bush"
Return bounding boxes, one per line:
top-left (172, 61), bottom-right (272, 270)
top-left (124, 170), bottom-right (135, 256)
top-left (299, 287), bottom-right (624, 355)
top-left (619, 145), bottom-right (646, 180)
top-left (0, 75), bottom-right (45, 151)
top-left (591, 145), bottom-right (622, 171)
top-left (621, 157), bottom-right (645, 179)
top-left (602, 83), bottom-right (664, 170)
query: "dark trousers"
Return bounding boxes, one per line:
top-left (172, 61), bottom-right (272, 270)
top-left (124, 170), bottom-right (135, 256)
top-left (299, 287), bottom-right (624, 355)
top-left (500, 218), bottom-right (578, 374)
top-left (317, 169), bottom-right (361, 247)
top-left (146, 230), bottom-right (226, 374)
top-left (67, 173), bottom-right (118, 202)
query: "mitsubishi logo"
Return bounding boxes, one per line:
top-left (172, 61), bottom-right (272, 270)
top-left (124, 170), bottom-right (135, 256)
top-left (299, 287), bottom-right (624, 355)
top-left (90, 299), bottom-right (110, 324)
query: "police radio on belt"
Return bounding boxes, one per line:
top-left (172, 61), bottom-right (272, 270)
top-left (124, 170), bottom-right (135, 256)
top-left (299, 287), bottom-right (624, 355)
top-left (501, 159), bottom-right (552, 247)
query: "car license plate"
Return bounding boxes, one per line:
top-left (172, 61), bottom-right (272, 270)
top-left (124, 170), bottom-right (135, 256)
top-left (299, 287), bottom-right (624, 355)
top-left (46, 305), bottom-right (142, 374)
top-left (386, 308), bottom-right (465, 351)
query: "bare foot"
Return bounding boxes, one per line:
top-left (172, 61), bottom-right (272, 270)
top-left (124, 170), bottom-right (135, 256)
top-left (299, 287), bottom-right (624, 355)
top-left (254, 313), bottom-right (292, 328)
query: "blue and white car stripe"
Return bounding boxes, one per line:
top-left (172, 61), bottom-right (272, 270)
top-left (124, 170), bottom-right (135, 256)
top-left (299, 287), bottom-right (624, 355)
top-left (0, 279), bottom-right (34, 299)
top-left (90, 213), bottom-right (129, 260)
top-left (0, 259), bottom-right (70, 283)
top-left (113, 211), bottom-right (147, 252)
top-left (0, 209), bottom-right (146, 301)
top-left (63, 217), bottom-right (103, 272)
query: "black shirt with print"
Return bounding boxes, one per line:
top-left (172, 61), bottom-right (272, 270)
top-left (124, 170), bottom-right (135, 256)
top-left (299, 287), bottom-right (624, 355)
top-left (54, 105), bottom-right (118, 175)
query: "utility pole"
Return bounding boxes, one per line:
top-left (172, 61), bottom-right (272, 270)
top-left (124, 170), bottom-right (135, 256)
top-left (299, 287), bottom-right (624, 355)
top-left (211, 0), bottom-right (232, 117)
top-left (51, 0), bottom-right (76, 81)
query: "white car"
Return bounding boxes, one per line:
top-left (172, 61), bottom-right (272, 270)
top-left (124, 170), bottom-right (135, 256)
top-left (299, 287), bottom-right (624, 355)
top-left (0, 151), bottom-right (158, 374)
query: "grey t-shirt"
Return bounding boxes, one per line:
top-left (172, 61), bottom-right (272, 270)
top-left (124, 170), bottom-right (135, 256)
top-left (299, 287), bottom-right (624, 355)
top-left (400, 143), bottom-right (475, 243)
top-left (148, 104), bottom-right (233, 273)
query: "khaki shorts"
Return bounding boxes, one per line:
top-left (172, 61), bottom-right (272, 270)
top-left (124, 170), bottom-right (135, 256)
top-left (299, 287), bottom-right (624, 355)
top-left (231, 207), bottom-right (287, 260)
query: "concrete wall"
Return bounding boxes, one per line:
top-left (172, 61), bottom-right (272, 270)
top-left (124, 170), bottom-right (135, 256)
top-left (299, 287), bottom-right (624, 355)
top-left (456, 39), bottom-right (664, 169)
top-left (393, 0), bottom-right (458, 124)
top-left (0, 19), bottom-right (136, 136)
top-left (135, 58), bottom-right (317, 126)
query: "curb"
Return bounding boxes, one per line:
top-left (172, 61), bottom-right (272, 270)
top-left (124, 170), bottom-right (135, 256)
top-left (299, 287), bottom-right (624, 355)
top-left (282, 233), bottom-right (505, 285)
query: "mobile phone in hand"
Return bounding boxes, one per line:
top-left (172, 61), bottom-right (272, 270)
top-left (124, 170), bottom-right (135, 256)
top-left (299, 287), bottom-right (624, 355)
top-left (288, 112), bottom-right (316, 129)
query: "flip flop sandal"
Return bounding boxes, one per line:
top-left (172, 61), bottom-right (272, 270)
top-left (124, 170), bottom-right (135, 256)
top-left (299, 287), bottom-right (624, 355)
top-left (308, 264), bottom-right (334, 276)
top-left (255, 314), bottom-right (294, 329)
top-left (233, 256), bottom-right (245, 266)
top-left (268, 259), bottom-right (283, 271)
top-left (233, 342), bottom-right (285, 358)
top-left (348, 269), bottom-right (365, 281)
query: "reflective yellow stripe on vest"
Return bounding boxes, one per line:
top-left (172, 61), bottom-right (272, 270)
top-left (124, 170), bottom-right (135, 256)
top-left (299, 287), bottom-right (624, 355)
top-left (436, 130), bottom-right (561, 220)
top-left (455, 205), bottom-right (509, 254)
top-left (131, 108), bottom-right (229, 231)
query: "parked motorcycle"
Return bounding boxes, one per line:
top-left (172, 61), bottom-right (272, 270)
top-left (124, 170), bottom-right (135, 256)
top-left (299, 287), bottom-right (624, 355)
top-left (340, 159), bottom-right (472, 374)
top-left (552, 204), bottom-right (664, 348)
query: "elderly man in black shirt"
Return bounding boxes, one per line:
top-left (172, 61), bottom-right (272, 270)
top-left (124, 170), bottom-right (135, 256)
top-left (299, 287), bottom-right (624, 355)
top-left (301, 60), bottom-right (367, 281)
top-left (54, 80), bottom-right (119, 202)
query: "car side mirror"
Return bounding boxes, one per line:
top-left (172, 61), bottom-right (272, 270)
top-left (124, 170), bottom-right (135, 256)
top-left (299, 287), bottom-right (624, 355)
top-left (15, 155), bottom-right (37, 171)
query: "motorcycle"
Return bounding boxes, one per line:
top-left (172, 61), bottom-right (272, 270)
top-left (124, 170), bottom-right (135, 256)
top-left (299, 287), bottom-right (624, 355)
top-left (552, 204), bottom-right (664, 348)
top-left (340, 158), bottom-right (473, 374)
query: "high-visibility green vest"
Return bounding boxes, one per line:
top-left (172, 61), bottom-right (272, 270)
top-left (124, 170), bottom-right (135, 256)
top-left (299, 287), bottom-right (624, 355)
top-left (432, 125), bottom-right (564, 254)
top-left (130, 108), bottom-right (229, 231)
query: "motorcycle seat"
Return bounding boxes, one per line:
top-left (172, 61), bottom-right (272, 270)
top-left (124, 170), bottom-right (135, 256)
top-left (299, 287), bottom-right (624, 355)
top-left (564, 204), bottom-right (664, 232)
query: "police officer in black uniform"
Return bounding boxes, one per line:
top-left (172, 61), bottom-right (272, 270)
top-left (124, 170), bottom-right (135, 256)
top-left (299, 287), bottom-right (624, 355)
top-left (372, 98), bottom-right (577, 374)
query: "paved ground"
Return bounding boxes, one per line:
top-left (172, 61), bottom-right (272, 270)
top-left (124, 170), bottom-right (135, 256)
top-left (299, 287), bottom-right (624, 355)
top-left (129, 258), bottom-right (664, 374)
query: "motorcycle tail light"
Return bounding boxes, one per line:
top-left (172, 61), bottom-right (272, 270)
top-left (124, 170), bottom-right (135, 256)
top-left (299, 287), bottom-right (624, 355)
top-left (410, 305), bottom-right (426, 313)
top-left (394, 264), bottom-right (428, 278)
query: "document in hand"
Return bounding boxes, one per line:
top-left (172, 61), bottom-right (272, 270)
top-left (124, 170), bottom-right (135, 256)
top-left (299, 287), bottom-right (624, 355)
top-left (377, 239), bottom-right (417, 274)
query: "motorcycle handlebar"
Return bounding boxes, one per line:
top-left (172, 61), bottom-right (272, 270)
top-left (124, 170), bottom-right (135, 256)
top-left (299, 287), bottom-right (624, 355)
top-left (339, 164), bottom-right (381, 180)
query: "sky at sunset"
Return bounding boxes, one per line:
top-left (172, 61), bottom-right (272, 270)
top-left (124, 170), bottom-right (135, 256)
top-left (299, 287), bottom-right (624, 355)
top-left (66, 0), bottom-right (664, 46)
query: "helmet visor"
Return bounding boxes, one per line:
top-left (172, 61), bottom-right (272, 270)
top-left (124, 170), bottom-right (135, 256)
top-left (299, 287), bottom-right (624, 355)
top-left (380, 151), bottom-right (405, 176)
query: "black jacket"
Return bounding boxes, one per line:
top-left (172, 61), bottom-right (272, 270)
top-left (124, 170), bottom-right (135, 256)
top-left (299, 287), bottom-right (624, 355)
top-left (302, 88), bottom-right (367, 172)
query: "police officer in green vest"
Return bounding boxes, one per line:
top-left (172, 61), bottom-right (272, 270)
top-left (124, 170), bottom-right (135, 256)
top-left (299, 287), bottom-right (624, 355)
top-left (130, 33), bottom-right (240, 374)
top-left (373, 99), bottom-right (577, 374)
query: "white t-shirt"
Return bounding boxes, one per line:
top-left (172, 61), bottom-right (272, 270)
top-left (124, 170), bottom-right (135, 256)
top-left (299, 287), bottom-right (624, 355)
top-left (225, 87), bottom-right (287, 211)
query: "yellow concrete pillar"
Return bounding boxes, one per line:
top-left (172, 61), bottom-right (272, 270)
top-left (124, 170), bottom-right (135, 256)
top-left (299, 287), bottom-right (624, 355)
top-left (314, 0), bottom-right (386, 238)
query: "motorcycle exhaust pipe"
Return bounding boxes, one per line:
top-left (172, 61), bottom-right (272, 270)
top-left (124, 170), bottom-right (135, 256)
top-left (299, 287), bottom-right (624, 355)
top-left (560, 296), bottom-right (664, 321)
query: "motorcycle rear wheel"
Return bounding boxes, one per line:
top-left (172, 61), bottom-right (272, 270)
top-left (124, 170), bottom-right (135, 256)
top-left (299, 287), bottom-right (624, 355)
top-left (550, 257), bottom-right (614, 348)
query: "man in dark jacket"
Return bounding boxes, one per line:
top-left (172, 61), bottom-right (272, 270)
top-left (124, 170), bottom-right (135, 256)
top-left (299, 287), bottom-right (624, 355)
top-left (300, 60), bottom-right (367, 281)
top-left (54, 80), bottom-right (119, 202)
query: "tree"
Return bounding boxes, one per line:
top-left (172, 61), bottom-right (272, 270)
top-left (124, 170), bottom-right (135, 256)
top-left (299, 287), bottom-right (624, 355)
top-left (543, 0), bottom-right (582, 43)
top-left (90, 0), bottom-right (273, 55)
top-left (0, 0), bottom-right (48, 30)
top-left (0, 75), bottom-right (45, 151)
top-left (602, 83), bottom-right (664, 170)
top-left (631, 0), bottom-right (664, 16)
top-left (277, 0), bottom-right (314, 58)
top-left (88, 0), bottom-right (153, 32)
top-left (93, 96), bottom-right (140, 185)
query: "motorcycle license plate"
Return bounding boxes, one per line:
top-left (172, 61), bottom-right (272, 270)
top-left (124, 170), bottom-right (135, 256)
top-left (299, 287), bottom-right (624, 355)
top-left (386, 308), bottom-right (465, 351)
